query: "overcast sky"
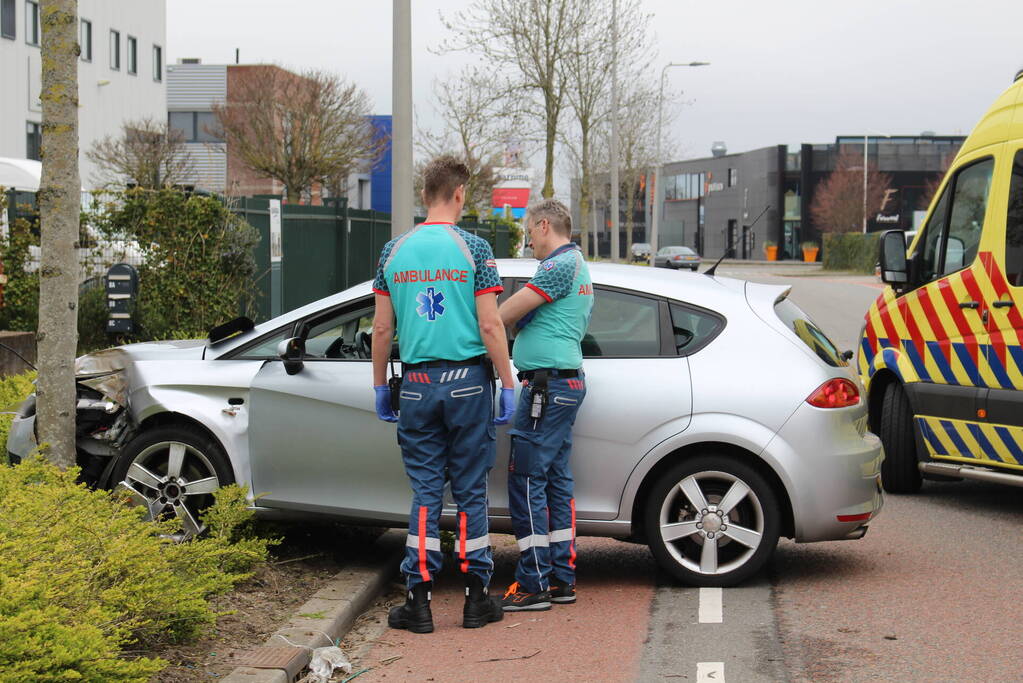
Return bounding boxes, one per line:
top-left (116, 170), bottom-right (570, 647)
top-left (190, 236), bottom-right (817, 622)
top-left (168, 0), bottom-right (1023, 199)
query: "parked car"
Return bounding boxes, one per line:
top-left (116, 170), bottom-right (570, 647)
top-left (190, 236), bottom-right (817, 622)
top-left (7, 261), bottom-right (883, 586)
top-left (631, 242), bottom-right (652, 262)
top-left (655, 245), bottom-right (702, 270)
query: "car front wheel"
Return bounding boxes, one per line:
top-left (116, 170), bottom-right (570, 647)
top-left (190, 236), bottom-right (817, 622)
top-left (112, 425), bottom-right (234, 541)
top-left (644, 455), bottom-right (780, 586)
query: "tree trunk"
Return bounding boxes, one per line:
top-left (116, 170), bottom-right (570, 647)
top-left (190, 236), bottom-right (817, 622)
top-left (625, 176), bottom-right (635, 256)
top-left (36, 0), bottom-right (80, 469)
top-left (578, 126), bottom-right (590, 258)
top-left (543, 114), bottom-right (556, 199)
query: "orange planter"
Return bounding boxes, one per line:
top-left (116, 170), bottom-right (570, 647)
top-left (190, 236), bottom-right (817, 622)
top-left (802, 247), bottom-right (819, 262)
top-left (765, 246), bottom-right (778, 261)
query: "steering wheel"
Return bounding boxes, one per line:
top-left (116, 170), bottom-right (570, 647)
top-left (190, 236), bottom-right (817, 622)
top-left (356, 331), bottom-right (372, 359)
top-left (324, 336), bottom-right (347, 359)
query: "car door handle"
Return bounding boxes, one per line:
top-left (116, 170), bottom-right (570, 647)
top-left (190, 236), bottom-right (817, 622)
top-left (992, 300), bottom-right (1016, 308)
top-left (958, 301), bottom-right (980, 310)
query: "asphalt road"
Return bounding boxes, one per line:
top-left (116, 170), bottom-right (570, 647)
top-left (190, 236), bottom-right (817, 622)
top-left (355, 265), bottom-right (1023, 681)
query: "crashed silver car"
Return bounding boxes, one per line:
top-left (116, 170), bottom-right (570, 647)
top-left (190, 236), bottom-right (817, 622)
top-left (7, 261), bottom-right (884, 586)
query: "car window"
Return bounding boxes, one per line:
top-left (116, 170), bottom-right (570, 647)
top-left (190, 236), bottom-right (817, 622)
top-left (1004, 149), bottom-right (1023, 287)
top-left (300, 301), bottom-right (375, 360)
top-left (669, 302), bottom-right (723, 355)
top-left (919, 185), bottom-right (950, 283)
top-left (227, 325), bottom-right (293, 360)
top-left (583, 288), bottom-right (660, 357)
top-left (679, 247), bottom-right (696, 256)
top-left (774, 299), bottom-right (845, 367)
top-left (657, 247), bottom-right (671, 255)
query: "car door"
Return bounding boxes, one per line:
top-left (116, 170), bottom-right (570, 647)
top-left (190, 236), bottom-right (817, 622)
top-left (902, 154), bottom-right (996, 462)
top-left (982, 144), bottom-right (1023, 468)
top-left (484, 284), bottom-right (694, 521)
top-left (247, 296), bottom-right (411, 522)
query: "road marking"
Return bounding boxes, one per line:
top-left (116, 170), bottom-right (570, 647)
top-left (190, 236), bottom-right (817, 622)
top-left (697, 661), bottom-right (725, 682)
top-left (698, 587), bottom-right (723, 623)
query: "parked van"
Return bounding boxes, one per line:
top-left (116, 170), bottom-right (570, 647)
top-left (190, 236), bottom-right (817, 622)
top-left (864, 70), bottom-right (1023, 493)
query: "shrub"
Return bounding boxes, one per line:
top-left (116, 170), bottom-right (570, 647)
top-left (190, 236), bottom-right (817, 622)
top-left (822, 232), bottom-right (881, 273)
top-left (0, 191), bottom-right (40, 333)
top-left (0, 458), bottom-right (275, 682)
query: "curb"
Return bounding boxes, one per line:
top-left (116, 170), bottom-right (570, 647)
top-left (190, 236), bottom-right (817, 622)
top-left (221, 529), bottom-right (404, 683)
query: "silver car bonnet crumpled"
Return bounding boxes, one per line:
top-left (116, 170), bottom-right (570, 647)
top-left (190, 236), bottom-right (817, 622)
top-left (74, 340), bottom-right (208, 406)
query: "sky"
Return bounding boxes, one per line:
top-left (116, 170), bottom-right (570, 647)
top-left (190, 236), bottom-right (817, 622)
top-left (168, 0), bottom-right (1023, 200)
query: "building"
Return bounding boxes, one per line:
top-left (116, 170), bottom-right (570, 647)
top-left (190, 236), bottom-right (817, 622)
top-left (580, 135), bottom-right (964, 261)
top-left (0, 0), bottom-right (167, 189)
top-left (168, 61), bottom-right (387, 207)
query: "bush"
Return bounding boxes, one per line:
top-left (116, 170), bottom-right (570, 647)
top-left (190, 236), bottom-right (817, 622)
top-left (822, 232), bottom-right (881, 273)
top-left (0, 458), bottom-right (276, 682)
top-left (0, 191), bottom-right (40, 333)
top-left (0, 371), bottom-right (35, 463)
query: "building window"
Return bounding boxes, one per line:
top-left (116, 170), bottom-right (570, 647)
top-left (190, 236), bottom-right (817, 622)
top-left (1, 0), bottom-right (15, 40)
top-left (26, 121), bottom-right (41, 160)
top-left (728, 168), bottom-right (738, 187)
top-left (126, 35), bottom-right (136, 74)
top-left (152, 44), bottom-right (162, 81)
top-left (169, 111), bottom-right (223, 143)
top-left (24, 0), bottom-right (37, 45)
top-left (79, 18), bottom-right (91, 61)
top-left (109, 29), bottom-right (119, 69)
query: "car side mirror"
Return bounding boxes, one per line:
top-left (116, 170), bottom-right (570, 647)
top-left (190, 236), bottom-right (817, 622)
top-left (879, 230), bottom-right (908, 285)
top-left (278, 337), bottom-right (305, 375)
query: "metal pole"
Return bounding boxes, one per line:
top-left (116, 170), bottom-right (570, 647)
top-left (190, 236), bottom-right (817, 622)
top-left (392, 0), bottom-right (413, 237)
top-left (609, 0), bottom-right (619, 262)
top-left (862, 134), bottom-right (868, 234)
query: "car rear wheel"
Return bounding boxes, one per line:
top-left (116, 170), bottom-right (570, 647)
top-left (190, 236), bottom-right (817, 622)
top-left (878, 382), bottom-right (922, 493)
top-left (112, 425), bottom-right (234, 541)
top-left (644, 455), bottom-right (780, 586)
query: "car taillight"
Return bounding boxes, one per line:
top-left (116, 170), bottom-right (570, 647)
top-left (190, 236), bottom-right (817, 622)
top-left (672, 255), bottom-right (682, 260)
top-left (806, 378), bottom-right (859, 408)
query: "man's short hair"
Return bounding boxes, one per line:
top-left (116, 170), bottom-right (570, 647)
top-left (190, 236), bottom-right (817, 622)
top-left (422, 155), bottom-right (470, 206)
top-left (527, 198), bottom-right (572, 237)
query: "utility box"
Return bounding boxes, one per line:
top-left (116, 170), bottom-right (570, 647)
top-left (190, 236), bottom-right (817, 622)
top-left (106, 263), bottom-right (138, 334)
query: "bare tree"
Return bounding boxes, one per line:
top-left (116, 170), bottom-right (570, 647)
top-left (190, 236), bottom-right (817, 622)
top-left (616, 78), bottom-right (661, 256)
top-left (36, 0), bottom-right (80, 469)
top-left (213, 65), bottom-right (379, 203)
top-left (86, 117), bottom-right (192, 189)
top-left (810, 147), bottom-right (893, 233)
top-left (442, 0), bottom-right (588, 199)
top-left (416, 68), bottom-right (526, 217)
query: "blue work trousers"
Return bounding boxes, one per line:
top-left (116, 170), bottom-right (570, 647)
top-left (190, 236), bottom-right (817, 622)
top-left (397, 362), bottom-right (496, 589)
top-left (507, 372), bottom-right (586, 593)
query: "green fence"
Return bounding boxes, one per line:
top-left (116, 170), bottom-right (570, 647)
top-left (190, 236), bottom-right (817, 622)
top-left (236, 198), bottom-right (514, 323)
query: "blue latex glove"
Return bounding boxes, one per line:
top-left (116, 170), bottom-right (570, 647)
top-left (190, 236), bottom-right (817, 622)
top-left (494, 387), bottom-right (516, 425)
top-left (515, 309), bottom-right (536, 330)
top-left (374, 385), bottom-right (398, 422)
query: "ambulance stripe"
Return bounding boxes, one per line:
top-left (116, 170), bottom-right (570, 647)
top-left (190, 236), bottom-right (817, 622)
top-left (989, 328), bottom-right (1010, 385)
top-left (936, 278), bottom-right (979, 359)
top-left (984, 344), bottom-right (1014, 389)
top-left (953, 343), bottom-right (985, 388)
top-left (980, 424), bottom-right (1017, 464)
top-left (966, 423), bottom-right (1002, 462)
top-left (987, 257), bottom-right (1023, 329)
top-left (901, 338), bottom-right (931, 381)
top-left (860, 337), bottom-right (876, 369)
top-left (994, 426), bottom-right (1023, 462)
top-left (918, 419), bottom-right (947, 455)
top-left (897, 297), bottom-right (927, 363)
top-left (941, 420), bottom-right (971, 456)
top-left (881, 348), bottom-right (903, 381)
top-left (925, 341), bottom-right (958, 384)
top-left (916, 287), bottom-right (949, 344)
top-left (877, 302), bottom-right (901, 351)
top-left (865, 308), bottom-right (880, 355)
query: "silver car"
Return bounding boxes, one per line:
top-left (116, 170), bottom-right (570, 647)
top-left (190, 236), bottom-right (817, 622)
top-left (7, 261), bottom-right (883, 586)
top-left (654, 246), bottom-right (701, 271)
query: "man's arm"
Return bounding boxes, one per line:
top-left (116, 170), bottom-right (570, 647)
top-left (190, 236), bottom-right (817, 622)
top-left (372, 294), bottom-right (395, 386)
top-left (476, 293), bottom-right (514, 387)
top-left (498, 286), bottom-right (547, 330)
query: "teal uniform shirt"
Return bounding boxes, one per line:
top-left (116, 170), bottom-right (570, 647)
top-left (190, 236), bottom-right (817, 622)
top-left (373, 222), bottom-right (503, 365)
top-left (513, 243), bottom-right (593, 371)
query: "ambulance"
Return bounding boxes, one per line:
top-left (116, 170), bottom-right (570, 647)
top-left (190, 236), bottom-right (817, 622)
top-left (863, 69), bottom-right (1023, 493)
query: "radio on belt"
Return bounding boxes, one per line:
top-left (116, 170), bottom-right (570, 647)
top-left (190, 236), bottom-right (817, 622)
top-left (529, 369), bottom-right (549, 420)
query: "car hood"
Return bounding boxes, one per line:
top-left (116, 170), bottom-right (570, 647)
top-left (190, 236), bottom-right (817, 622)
top-left (74, 340), bottom-right (207, 405)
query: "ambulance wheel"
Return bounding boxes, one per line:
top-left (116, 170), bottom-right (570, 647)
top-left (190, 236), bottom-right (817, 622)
top-left (879, 382), bottom-right (922, 493)
top-left (644, 455), bottom-right (780, 587)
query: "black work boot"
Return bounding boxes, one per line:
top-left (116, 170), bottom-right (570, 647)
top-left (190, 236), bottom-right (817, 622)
top-left (388, 581), bottom-right (434, 633)
top-left (462, 573), bottom-right (504, 628)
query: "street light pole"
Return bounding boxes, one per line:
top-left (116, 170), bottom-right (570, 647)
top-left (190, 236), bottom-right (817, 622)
top-left (649, 61), bottom-right (709, 267)
top-left (862, 134), bottom-right (868, 234)
top-left (609, 0), bottom-right (619, 262)
top-left (391, 0), bottom-right (412, 238)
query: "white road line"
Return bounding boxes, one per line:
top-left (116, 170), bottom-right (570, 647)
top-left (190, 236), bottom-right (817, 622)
top-left (697, 661), bottom-right (725, 682)
top-left (698, 587), bottom-right (723, 623)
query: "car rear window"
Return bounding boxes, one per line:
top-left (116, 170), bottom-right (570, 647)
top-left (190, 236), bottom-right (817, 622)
top-left (774, 299), bottom-right (845, 366)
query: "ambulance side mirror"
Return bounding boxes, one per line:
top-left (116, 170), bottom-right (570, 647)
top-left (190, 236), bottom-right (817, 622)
top-left (879, 230), bottom-right (908, 285)
top-left (278, 337), bottom-right (305, 375)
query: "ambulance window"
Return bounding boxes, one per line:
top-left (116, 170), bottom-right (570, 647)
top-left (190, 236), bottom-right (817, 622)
top-left (943, 158), bottom-right (993, 275)
top-left (919, 188), bottom-right (949, 282)
top-left (1006, 150), bottom-right (1023, 287)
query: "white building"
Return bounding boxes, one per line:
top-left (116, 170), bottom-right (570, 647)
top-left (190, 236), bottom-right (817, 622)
top-left (0, 0), bottom-right (167, 189)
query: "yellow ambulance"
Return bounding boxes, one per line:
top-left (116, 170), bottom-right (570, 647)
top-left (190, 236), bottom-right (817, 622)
top-left (863, 69), bottom-right (1023, 493)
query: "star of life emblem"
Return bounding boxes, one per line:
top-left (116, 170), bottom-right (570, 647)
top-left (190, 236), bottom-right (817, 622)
top-left (416, 287), bottom-right (446, 321)
top-left (543, 260), bottom-right (555, 270)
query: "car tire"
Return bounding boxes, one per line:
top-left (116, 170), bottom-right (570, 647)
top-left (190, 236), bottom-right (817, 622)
top-left (112, 424), bottom-right (235, 540)
top-left (878, 382), bottom-right (922, 493)
top-left (644, 454), bottom-right (781, 587)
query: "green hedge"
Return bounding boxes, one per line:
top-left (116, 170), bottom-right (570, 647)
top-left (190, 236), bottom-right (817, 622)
top-left (822, 232), bottom-right (880, 273)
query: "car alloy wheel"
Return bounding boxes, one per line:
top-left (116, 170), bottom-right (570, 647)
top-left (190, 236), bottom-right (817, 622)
top-left (114, 426), bottom-right (234, 541)
top-left (645, 455), bottom-right (780, 586)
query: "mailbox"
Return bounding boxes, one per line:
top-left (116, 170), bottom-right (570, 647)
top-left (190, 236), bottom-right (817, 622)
top-left (105, 263), bottom-right (138, 334)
